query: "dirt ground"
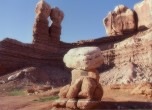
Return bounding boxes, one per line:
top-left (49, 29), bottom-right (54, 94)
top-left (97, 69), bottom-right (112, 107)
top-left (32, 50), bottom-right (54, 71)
top-left (0, 85), bottom-right (152, 110)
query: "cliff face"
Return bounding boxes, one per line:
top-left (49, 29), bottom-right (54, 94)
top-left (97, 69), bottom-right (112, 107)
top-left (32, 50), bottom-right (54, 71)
top-left (60, 28), bottom-right (152, 85)
top-left (99, 28), bottom-right (152, 85)
top-left (0, 38), bottom-right (64, 75)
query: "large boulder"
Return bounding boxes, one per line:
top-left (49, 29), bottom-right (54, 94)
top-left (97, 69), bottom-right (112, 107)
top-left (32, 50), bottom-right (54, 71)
top-left (66, 78), bottom-right (83, 98)
top-left (63, 47), bottom-right (104, 70)
top-left (134, 0), bottom-right (152, 30)
top-left (78, 77), bottom-right (97, 99)
top-left (103, 5), bottom-right (137, 36)
top-left (58, 84), bottom-right (70, 98)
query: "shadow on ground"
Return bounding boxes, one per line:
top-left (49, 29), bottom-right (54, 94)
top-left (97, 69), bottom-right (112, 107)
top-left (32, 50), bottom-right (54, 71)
top-left (97, 101), bottom-right (152, 109)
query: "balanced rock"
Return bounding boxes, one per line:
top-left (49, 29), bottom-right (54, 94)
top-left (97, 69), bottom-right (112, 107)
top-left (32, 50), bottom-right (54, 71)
top-left (63, 47), bottom-right (104, 70)
top-left (103, 5), bottom-right (136, 36)
top-left (134, 0), bottom-right (152, 30)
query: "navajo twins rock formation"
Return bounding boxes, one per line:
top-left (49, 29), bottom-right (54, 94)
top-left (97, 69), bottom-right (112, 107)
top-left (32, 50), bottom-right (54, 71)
top-left (0, 0), bottom-right (152, 85)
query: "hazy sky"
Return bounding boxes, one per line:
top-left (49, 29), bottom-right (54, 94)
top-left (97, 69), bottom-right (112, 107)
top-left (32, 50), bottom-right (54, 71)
top-left (0, 0), bottom-right (140, 43)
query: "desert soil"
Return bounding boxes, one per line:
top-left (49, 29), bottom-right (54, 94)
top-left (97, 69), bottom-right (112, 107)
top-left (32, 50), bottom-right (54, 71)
top-left (0, 86), bottom-right (152, 110)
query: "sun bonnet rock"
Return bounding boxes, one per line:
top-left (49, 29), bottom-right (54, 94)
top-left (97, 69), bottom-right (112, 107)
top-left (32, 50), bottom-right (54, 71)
top-left (63, 47), bottom-right (104, 70)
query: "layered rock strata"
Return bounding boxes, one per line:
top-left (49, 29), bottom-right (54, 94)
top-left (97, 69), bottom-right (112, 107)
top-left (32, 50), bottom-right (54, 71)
top-left (53, 47), bottom-right (104, 109)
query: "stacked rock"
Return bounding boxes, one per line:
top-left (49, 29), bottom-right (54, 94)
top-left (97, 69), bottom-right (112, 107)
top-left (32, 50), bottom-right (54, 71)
top-left (49, 7), bottom-right (64, 46)
top-left (32, 0), bottom-right (64, 47)
top-left (53, 47), bottom-right (104, 110)
top-left (33, 0), bottom-right (51, 46)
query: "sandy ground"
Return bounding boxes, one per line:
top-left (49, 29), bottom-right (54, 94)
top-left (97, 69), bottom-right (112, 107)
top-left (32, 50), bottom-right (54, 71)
top-left (0, 86), bottom-right (152, 110)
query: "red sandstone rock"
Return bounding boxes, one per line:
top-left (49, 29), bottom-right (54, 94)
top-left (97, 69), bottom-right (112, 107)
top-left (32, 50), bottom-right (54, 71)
top-left (103, 5), bottom-right (137, 36)
top-left (71, 69), bottom-right (87, 84)
top-left (52, 98), bottom-right (68, 108)
top-left (59, 84), bottom-right (70, 98)
top-left (93, 83), bottom-right (103, 100)
top-left (66, 78), bottom-right (83, 98)
top-left (33, 0), bottom-right (51, 46)
top-left (131, 82), bottom-right (152, 98)
top-left (49, 7), bottom-right (64, 46)
top-left (78, 77), bottom-right (97, 99)
top-left (134, 0), bottom-right (152, 30)
top-left (88, 69), bottom-right (100, 82)
top-left (66, 99), bottom-right (77, 109)
top-left (77, 99), bottom-right (100, 110)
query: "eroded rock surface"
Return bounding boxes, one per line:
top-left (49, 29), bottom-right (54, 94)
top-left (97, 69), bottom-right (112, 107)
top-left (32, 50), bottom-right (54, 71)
top-left (134, 0), bottom-right (152, 30)
top-left (63, 47), bottom-right (104, 70)
top-left (103, 5), bottom-right (137, 36)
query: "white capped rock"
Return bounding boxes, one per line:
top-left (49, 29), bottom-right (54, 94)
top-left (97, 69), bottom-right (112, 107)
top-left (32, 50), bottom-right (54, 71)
top-left (63, 47), bottom-right (104, 70)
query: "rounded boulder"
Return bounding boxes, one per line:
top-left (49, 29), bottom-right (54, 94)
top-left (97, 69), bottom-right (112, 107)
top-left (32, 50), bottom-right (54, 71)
top-left (63, 47), bottom-right (104, 70)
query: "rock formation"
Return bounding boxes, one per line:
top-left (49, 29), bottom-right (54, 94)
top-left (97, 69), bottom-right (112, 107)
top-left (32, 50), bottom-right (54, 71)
top-left (53, 47), bottom-right (104, 109)
top-left (0, 0), bottom-right (65, 76)
top-left (103, 5), bottom-right (137, 36)
top-left (134, 0), bottom-right (152, 30)
top-left (49, 7), bottom-right (64, 46)
top-left (63, 47), bottom-right (104, 70)
top-left (33, 0), bottom-right (64, 48)
top-left (33, 0), bottom-right (51, 46)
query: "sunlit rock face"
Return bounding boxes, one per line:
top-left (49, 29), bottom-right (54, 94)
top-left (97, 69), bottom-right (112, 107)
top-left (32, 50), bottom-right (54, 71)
top-left (103, 5), bottom-right (137, 36)
top-left (49, 7), bottom-right (64, 46)
top-left (63, 47), bottom-right (104, 70)
top-left (134, 0), bottom-right (152, 30)
top-left (33, 0), bottom-right (64, 47)
top-left (33, 0), bottom-right (51, 46)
